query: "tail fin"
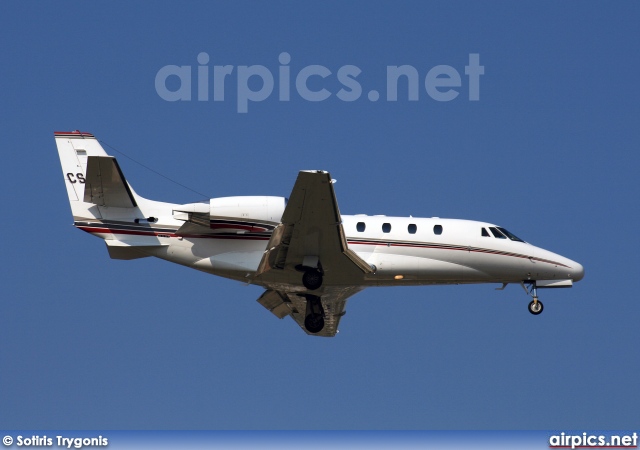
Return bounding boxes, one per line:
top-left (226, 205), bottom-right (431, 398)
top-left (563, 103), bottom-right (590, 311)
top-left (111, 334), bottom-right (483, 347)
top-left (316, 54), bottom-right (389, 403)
top-left (55, 131), bottom-right (138, 220)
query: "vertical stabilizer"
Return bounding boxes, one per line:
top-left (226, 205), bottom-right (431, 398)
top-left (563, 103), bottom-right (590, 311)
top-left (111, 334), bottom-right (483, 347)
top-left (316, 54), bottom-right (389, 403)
top-left (55, 131), bottom-right (138, 220)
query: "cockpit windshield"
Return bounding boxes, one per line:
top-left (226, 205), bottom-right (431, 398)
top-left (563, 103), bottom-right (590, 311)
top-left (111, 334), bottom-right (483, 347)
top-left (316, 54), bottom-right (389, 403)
top-left (496, 227), bottom-right (525, 242)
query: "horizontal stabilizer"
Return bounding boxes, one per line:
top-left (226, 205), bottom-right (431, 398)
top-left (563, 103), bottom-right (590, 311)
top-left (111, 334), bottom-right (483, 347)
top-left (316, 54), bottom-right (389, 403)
top-left (84, 156), bottom-right (137, 208)
top-left (175, 221), bottom-right (214, 237)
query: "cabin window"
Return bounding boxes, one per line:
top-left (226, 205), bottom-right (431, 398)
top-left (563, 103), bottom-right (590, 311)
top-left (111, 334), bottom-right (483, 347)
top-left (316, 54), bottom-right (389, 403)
top-left (497, 227), bottom-right (524, 242)
top-left (489, 227), bottom-right (506, 239)
top-left (408, 224), bottom-right (417, 234)
top-left (482, 228), bottom-right (490, 237)
top-left (356, 222), bottom-right (366, 232)
top-left (433, 224), bottom-right (443, 235)
top-left (382, 223), bottom-right (391, 233)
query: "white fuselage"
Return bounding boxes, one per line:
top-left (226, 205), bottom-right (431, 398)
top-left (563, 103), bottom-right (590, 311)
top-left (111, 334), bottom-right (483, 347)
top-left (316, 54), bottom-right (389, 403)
top-left (56, 130), bottom-right (583, 334)
top-left (75, 195), bottom-right (583, 288)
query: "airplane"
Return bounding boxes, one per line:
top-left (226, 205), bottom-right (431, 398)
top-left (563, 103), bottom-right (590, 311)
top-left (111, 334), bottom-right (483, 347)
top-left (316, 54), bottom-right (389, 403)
top-left (55, 131), bottom-right (584, 336)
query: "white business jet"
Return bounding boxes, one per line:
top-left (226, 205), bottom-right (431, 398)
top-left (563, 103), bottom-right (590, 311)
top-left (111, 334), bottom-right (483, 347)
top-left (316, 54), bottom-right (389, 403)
top-left (56, 131), bottom-right (584, 336)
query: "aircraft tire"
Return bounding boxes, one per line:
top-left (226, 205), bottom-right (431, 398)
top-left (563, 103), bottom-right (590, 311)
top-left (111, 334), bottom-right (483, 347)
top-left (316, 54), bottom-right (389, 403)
top-left (302, 270), bottom-right (323, 290)
top-left (304, 314), bottom-right (325, 333)
top-left (528, 299), bottom-right (544, 315)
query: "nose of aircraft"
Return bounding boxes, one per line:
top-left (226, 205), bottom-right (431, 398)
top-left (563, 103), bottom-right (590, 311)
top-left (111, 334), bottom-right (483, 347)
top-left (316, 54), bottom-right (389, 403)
top-left (535, 246), bottom-right (585, 282)
top-left (571, 261), bottom-right (585, 282)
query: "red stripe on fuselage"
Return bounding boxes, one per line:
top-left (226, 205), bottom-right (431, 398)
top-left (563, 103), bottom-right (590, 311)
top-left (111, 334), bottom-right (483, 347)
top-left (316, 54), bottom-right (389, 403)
top-left (346, 240), bottom-right (570, 268)
top-left (209, 223), bottom-right (270, 232)
top-left (75, 225), bottom-right (568, 268)
top-left (77, 226), bottom-right (270, 241)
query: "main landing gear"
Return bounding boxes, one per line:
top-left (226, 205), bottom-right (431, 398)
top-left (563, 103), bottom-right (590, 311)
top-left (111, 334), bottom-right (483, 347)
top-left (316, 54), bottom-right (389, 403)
top-left (300, 261), bottom-right (325, 333)
top-left (304, 295), bottom-right (325, 334)
top-left (302, 269), bottom-right (323, 290)
top-left (296, 258), bottom-right (324, 334)
top-left (522, 282), bottom-right (544, 315)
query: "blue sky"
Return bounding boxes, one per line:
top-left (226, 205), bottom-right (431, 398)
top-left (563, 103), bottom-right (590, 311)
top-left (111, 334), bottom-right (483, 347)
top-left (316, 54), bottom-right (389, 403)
top-left (1, 1), bottom-right (638, 430)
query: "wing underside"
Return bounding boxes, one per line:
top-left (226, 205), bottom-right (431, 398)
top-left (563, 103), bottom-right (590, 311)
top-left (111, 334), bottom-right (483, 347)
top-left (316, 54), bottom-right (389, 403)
top-left (255, 170), bottom-right (372, 286)
top-left (257, 286), bottom-right (363, 337)
top-left (253, 170), bottom-right (372, 336)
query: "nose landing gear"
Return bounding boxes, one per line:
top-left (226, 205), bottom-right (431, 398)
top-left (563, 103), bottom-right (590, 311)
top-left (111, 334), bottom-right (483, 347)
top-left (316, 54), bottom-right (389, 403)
top-left (522, 282), bottom-right (544, 315)
top-left (528, 298), bottom-right (543, 315)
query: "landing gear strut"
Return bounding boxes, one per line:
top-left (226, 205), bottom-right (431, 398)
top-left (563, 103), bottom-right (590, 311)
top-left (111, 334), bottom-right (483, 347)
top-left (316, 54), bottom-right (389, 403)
top-left (304, 295), bottom-right (325, 333)
top-left (522, 282), bottom-right (544, 315)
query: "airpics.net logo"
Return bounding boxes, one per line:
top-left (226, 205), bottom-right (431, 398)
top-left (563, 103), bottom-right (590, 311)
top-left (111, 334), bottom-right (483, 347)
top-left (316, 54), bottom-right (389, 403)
top-left (154, 52), bottom-right (484, 113)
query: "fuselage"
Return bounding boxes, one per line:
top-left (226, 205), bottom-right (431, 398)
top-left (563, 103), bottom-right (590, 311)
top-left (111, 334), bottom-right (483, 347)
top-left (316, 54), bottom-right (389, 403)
top-left (342, 215), bottom-right (583, 285)
top-left (74, 197), bottom-right (584, 289)
top-left (56, 130), bottom-right (584, 334)
top-left (55, 131), bottom-right (584, 337)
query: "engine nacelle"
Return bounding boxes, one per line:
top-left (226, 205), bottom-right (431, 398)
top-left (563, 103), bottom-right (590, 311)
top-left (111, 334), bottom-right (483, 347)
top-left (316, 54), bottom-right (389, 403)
top-left (210, 196), bottom-right (286, 223)
top-left (175, 196), bottom-right (286, 233)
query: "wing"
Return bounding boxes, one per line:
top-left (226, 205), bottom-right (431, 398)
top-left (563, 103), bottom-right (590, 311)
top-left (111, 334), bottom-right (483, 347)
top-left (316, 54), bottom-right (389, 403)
top-left (255, 170), bottom-right (372, 286)
top-left (257, 286), bottom-right (363, 337)
top-left (252, 170), bottom-right (372, 336)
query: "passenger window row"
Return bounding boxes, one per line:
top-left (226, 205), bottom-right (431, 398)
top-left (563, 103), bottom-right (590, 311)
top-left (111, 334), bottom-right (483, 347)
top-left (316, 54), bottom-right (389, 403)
top-left (356, 222), bottom-right (443, 235)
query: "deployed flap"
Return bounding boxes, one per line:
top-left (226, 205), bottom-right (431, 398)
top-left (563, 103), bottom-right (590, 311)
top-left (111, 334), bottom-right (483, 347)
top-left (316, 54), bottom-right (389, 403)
top-left (257, 287), bottom-right (362, 337)
top-left (256, 171), bottom-right (372, 283)
top-left (257, 290), bottom-right (291, 319)
top-left (84, 156), bottom-right (137, 207)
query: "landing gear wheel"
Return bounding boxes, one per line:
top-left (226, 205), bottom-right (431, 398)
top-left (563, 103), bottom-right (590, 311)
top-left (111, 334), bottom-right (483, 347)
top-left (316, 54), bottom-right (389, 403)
top-left (302, 270), bottom-right (323, 290)
top-left (528, 299), bottom-right (544, 315)
top-left (304, 314), bottom-right (325, 333)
